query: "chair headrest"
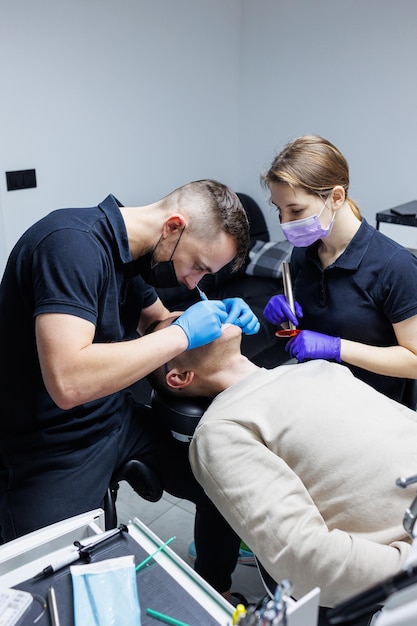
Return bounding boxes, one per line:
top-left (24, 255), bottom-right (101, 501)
top-left (150, 390), bottom-right (212, 444)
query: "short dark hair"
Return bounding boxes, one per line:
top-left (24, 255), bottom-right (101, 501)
top-left (163, 180), bottom-right (250, 271)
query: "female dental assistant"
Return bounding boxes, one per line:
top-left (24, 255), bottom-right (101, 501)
top-left (262, 134), bottom-right (417, 407)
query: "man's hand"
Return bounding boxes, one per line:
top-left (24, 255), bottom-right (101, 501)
top-left (286, 330), bottom-right (341, 362)
top-left (223, 298), bottom-right (260, 335)
top-left (172, 300), bottom-right (228, 350)
top-left (263, 294), bottom-right (303, 327)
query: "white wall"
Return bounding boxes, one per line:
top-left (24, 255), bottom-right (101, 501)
top-left (2, 0), bottom-right (417, 273)
top-left (238, 0), bottom-right (417, 244)
top-left (0, 0), bottom-right (241, 271)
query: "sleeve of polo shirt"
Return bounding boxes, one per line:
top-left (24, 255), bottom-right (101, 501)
top-left (31, 228), bottom-right (108, 325)
top-left (128, 274), bottom-right (159, 311)
top-left (379, 248), bottom-right (417, 323)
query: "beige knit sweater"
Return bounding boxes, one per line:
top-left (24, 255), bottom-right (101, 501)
top-left (190, 360), bottom-right (417, 607)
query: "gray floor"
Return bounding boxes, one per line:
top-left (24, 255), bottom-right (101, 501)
top-left (115, 482), bottom-right (267, 604)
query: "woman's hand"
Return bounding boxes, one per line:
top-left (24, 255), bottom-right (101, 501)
top-left (263, 294), bottom-right (303, 327)
top-left (286, 330), bottom-right (341, 362)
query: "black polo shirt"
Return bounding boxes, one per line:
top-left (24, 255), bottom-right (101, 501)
top-left (291, 218), bottom-right (417, 403)
top-left (0, 195), bottom-right (157, 455)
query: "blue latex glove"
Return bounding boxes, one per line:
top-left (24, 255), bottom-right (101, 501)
top-left (286, 330), bottom-right (341, 362)
top-left (172, 300), bottom-right (228, 350)
top-left (223, 298), bottom-right (260, 335)
top-left (263, 294), bottom-right (303, 327)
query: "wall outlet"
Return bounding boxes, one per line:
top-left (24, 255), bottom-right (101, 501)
top-left (6, 169), bottom-right (37, 191)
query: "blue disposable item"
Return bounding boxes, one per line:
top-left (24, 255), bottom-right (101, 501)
top-left (223, 298), bottom-right (260, 335)
top-left (71, 556), bottom-right (141, 626)
top-left (172, 300), bottom-right (227, 350)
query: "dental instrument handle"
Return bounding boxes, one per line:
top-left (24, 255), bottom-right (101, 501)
top-left (281, 262), bottom-right (296, 330)
top-left (196, 284), bottom-right (208, 300)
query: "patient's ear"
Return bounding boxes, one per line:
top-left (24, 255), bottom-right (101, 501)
top-left (166, 368), bottom-right (194, 390)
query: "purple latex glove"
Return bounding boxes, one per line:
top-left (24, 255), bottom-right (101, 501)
top-left (286, 330), bottom-right (341, 362)
top-left (263, 294), bottom-right (303, 327)
top-left (223, 298), bottom-right (260, 335)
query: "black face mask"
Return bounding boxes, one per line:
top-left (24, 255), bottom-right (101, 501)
top-left (138, 228), bottom-right (185, 289)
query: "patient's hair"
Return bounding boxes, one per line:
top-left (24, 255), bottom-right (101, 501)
top-left (160, 180), bottom-right (249, 270)
top-left (261, 135), bottom-right (361, 220)
top-left (144, 317), bottom-right (208, 399)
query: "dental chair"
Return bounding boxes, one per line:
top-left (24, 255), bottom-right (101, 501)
top-left (104, 390), bottom-right (210, 529)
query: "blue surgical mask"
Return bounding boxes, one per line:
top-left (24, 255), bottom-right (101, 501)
top-left (281, 201), bottom-right (335, 247)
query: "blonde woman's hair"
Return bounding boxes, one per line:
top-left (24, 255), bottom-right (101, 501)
top-left (261, 135), bottom-right (361, 219)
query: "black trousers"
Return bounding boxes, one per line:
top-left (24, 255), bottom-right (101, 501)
top-left (0, 394), bottom-right (240, 593)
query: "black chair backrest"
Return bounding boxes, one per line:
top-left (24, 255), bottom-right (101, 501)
top-left (150, 390), bottom-right (211, 443)
top-left (237, 192), bottom-right (270, 247)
